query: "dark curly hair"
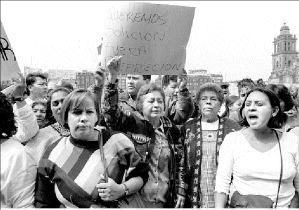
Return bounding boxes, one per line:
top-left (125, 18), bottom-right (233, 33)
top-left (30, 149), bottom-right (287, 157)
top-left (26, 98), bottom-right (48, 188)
top-left (25, 72), bottom-right (47, 87)
top-left (195, 82), bottom-right (224, 105)
top-left (142, 75), bottom-right (151, 81)
top-left (266, 84), bottom-right (294, 112)
top-left (0, 92), bottom-right (17, 139)
top-left (239, 87), bottom-right (287, 128)
top-left (237, 78), bottom-right (255, 89)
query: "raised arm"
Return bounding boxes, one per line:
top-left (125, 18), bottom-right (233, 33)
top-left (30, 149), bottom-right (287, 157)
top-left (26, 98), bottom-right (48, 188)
top-left (165, 70), bottom-right (194, 125)
top-left (88, 65), bottom-right (106, 115)
top-left (101, 56), bottom-right (136, 131)
top-left (4, 73), bottom-right (39, 143)
top-left (13, 101), bottom-right (39, 143)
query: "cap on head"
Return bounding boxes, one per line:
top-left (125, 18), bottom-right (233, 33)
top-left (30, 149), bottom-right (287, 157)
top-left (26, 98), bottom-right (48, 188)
top-left (220, 82), bottom-right (229, 88)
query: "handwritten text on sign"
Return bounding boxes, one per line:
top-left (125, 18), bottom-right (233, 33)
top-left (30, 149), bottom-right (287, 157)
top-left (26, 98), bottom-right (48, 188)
top-left (0, 21), bottom-right (21, 85)
top-left (100, 2), bottom-right (195, 75)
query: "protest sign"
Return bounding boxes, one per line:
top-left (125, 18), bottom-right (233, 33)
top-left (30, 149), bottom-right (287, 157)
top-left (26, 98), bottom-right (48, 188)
top-left (1, 21), bottom-right (21, 89)
top-left (100, 2), bottom-right (195, 75)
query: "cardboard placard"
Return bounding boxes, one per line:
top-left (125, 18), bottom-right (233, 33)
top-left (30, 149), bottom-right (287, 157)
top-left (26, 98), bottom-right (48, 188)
top-left (0, 21), bottom-right (21, 88)
top-left (100, 2), bottom-right (195, 75)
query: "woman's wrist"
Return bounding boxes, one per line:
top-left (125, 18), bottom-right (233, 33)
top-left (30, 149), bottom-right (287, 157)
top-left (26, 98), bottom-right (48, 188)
top-left (120, 184), bottom-right (125, 196)
top-left (120, 183), bottom-right (129, 196)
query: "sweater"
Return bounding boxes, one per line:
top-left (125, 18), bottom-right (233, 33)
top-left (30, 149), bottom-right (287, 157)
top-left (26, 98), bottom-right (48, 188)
top-left (1, 139), bottom-right (36, 208)
top-left (215, 130), bottom-right (299, 207)
top-left (26, 122), bottom-right (69, 166)
top-left (12, 102), bottom-right (39, 144)
top-left (1, 102), bottom-right (38, 207)
top-left (34, 133), bottom-right (149, 208)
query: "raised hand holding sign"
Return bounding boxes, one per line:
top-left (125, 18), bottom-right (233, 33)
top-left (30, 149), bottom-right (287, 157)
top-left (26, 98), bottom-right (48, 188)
top-left (100, 2), bottom-right (195, 75)
top-left (106, 56), bottom-right (122, 83)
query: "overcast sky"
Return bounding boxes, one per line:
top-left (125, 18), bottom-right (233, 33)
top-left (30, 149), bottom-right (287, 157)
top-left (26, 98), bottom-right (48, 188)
top-left (1, 1), bottom-right (299, 81)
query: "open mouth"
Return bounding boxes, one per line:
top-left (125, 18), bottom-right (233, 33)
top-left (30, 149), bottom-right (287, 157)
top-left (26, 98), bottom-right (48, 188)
top-left (248, 114), bottom-right (258, 121)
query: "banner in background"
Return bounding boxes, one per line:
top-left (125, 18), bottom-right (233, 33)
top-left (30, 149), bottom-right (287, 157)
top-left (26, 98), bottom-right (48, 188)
top-left (100, 2), bottom-right (195, 75)
top-left (0, 21), bottom-right (21, 88)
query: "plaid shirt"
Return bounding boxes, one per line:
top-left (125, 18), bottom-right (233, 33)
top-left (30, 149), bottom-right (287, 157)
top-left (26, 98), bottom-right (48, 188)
top-left (200, 130), bottom-right (218, 208)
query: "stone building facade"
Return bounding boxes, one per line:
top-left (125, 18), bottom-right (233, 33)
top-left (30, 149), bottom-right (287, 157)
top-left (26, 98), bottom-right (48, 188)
top-left (268, 23), bottom-right (299, 86)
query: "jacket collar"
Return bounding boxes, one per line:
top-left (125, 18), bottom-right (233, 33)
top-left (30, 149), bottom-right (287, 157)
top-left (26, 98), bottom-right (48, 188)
top-left (160, 116), bottom-right (173, 129)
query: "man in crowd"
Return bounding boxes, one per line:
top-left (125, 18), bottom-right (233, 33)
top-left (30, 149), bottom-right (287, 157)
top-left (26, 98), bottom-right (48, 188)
top-left (119, 74), bottom-right (151, 113)
top-left (25, 72), bottom-right (48, 106)
top-left (237, 78), bottom-right (255, 102)
top-left (162, 69), bottom-right (194, 125)
top-left (218, 82), bottom-right (230, 117)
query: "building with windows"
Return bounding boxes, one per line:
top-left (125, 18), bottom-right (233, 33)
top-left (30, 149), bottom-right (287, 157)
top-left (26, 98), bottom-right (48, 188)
top-left (187, 69), bottom-right (213, 95)
top-left (75, 70), bottom-right (95, 89)
top-left (117, 74), bottom-right (127, 92)
top-left (47, 69), bottom-right (76, 87)
top-left (268, 23), bottom-right (299, 86)
top-left (24, 66), bottom-right (43, 76)
top-left (209, 73), bottom-right (223, 84)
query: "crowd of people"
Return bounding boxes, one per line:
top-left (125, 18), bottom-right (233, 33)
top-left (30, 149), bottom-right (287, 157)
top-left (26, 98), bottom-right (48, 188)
top-left (1, 56), bottom-right (299, 208)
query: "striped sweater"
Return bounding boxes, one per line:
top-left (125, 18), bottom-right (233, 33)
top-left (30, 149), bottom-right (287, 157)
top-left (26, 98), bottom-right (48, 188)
top-left (34, 133), bottom-right (149, 208)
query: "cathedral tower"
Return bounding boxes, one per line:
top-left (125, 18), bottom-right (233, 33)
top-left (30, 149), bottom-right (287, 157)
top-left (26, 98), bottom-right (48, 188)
top-left (269, 23), bottom-right (299, 85)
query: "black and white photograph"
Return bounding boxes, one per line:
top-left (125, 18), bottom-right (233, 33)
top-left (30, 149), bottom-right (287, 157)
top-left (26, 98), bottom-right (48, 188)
top-left (1, 1), bottom-right (299, 208)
